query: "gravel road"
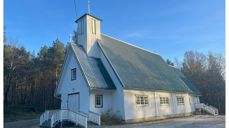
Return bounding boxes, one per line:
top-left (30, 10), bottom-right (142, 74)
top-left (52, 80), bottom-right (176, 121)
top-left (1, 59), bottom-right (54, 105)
top-left (4, 115), bottom-right (225, 128)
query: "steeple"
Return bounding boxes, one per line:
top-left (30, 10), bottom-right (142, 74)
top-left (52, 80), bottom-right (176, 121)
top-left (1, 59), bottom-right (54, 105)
top-left (87, 0), bottom-right (90, 14)
top-left (75, 13), bottom-right (102, 57)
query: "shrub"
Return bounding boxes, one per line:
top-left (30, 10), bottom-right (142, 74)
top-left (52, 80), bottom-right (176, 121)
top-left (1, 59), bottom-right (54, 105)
top-left (101, 109), bottom-right (122, 125)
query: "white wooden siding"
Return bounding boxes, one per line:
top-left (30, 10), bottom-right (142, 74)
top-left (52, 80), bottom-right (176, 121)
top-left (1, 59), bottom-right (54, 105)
top-left (123, 89), bottom-right (198, 120)
top-left (77, 15), bottom-right (101, 58)
top-left (89, 91), bottom-right (113, 114)
top-left (59, 49), bottom-right (90, 114)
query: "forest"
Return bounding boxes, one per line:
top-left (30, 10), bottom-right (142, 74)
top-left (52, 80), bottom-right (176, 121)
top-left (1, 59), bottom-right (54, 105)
top-left (3, 33), bottom-right (225, 118)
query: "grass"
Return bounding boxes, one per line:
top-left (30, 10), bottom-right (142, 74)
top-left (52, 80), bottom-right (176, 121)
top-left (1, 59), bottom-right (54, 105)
top-left (4, 105), bottom-right (42, 122)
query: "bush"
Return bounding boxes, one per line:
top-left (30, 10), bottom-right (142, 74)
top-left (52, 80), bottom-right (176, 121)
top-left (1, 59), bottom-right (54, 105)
top-left (101, 109), bottom-right (122, 125)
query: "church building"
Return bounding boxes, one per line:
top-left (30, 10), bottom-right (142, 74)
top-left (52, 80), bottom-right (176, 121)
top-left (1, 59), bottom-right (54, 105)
top-left (40, 13), bottom-right (218, 128)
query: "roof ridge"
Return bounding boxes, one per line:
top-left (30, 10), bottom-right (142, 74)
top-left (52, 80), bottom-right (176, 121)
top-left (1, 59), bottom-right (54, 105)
top-left (101, 33), bottom-right (161, 57)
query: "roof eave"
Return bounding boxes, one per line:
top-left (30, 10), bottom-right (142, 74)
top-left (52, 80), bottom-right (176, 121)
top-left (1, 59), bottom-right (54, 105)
top-left (123, 87), bottom-right (201, 96)
top-left (75, 13), bottom-right (102, 23)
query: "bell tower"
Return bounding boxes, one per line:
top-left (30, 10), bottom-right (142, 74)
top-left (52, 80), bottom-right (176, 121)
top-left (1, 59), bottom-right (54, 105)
top-left (75, 13), bottom-right (101, 57)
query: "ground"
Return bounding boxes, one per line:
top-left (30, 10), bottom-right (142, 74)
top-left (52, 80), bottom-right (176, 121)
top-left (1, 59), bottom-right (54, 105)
top-left (4, 106), bottom-right (41, 122)
top-left (4, 115), bottom-right (225, 128)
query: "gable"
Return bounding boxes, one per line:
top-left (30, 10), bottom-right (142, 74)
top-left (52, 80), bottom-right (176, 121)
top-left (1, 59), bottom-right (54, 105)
top-left (55, 47), bottom-right (89, 96)
top-left (55, 43), bottom-right (116, 97)
top-left (98, 34), bottom-right (200, 95)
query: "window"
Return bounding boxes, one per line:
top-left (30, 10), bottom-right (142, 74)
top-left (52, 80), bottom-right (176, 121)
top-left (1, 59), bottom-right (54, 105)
top-left (82, 20), bottom-right (84, 34)
top-left (136, 95), bottom-right (148, 105)
top-left (177, 96), bottom-right (184, 105)
top-left (78, 20), bottom-right (84, 35)
top-left (71, 68), bottom-right (76, 80)
top-left (78, 21), bottom-right (82, 34)
top-left (95, 95), bottom-right (103, 108)
top-left (92, 19), bottom-right (96, 34)
top-left (160, 97), bottom-right (169, 105)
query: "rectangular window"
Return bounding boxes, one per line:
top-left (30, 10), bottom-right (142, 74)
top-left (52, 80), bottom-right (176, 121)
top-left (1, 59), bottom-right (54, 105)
top-left (160, 97), bottom-right (169, 105)
top-left (79, 20), bottom-right (84, 35)
top-left (136, 95), bottom-right (148, 105)
top-left (82, 20), bottom-right (84, 34)
top-left (71, 68), bottom-right (76, 80)
top-left (79, 21), bottom-right (82, 34)
top-left (177, 96), bottom-right (184, 105)
top-left (95, 95), bottom-right (103, 108)
top-left (92, 19), bottom-right (96, 34)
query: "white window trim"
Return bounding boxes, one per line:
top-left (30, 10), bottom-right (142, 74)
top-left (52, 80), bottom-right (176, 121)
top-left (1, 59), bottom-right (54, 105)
top-left (95, 95), bottom-right (103, 108)
top-left (71, 68), bottom-right (76, 80)
top-left (79, 21), bottom-right (82, 35)
top-left (81, 20), bottom-right (84, 35)
top-left (159, 96), bottom-right (169, 106)
top-left (92, 19), bottom-right (96, 34)
top-left (177, 96), bottom-right (185, 105)
top-left (135, 95), bottom-right (149, 106)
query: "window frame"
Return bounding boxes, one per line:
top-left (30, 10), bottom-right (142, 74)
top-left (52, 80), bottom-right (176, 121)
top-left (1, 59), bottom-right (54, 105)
top-left (136, 95), bottom-right (149, 106)
top-left (82, 19), bottom-right (84, 34)
top-left (79, 21), bottom-right (82, 35)
top-left (92, 19), bottom-right (96, 34)
top-left (71, 68), bottom-right (77, 80)
top-left (159, 96), bottom-right (169, 106)
top-left (177, 96), bottom-right (184, 105)
top-left (95, 95), bottom-right (103, 108)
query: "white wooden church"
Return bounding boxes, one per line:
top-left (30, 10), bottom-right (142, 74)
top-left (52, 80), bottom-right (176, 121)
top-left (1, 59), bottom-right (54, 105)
top-left (40, 13), bottom-right (219, 128)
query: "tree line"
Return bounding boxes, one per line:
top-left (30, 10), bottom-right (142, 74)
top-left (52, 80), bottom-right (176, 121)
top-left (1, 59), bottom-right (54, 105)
top-left (4, 36), bottom-right (225, 114)
top-left (167, 51), bottom-right (225, 114)
top-left (4, 38), bottom-right (65, 112)
top-left (181, 51), bottom-right (225, 114)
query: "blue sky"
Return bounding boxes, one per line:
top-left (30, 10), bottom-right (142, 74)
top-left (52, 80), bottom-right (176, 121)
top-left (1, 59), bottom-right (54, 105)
top-left (4, 0), bottom-right (225, 61)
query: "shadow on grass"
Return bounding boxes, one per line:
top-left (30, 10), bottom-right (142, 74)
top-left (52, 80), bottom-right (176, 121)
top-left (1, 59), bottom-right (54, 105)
top-left (4, 105), bottom-right (42, 122)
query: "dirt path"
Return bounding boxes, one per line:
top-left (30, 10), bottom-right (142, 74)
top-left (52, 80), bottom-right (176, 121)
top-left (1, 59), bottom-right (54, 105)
top-left (4, 115), bottom-right (225, 128)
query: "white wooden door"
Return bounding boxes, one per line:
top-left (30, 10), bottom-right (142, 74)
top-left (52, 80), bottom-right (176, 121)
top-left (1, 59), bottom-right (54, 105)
top-left (68, 93), bottom-right (79, 112)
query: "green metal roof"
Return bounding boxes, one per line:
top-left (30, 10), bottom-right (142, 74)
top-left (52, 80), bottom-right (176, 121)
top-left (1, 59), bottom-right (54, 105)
top-left (71, 43), bottom-right (115, 89)
top-left (98, 34), bottom-right (201, 95)
top-left (172, 67), bottom-right (201, 95)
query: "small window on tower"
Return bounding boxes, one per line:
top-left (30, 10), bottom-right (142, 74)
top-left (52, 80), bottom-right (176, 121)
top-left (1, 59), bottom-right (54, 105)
top-left (78, 20), bottom-right (84, 35)
top-left (92, 19), bottom-right (96, 34)
top-left (81, 20), bottom-right (84, 34)
top-left (79, 21), bottom-right (81, 34)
